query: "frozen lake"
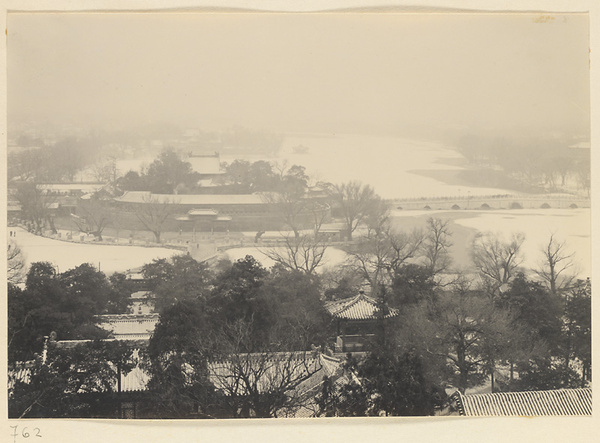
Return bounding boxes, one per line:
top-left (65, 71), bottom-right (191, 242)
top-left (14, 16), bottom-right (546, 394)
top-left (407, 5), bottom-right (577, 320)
top-left (11, 227), bottom-right (181, 275)
top-left (57, 134), bottom-right (590, 278)
top-left (224, 133), bottom-right (512, 199)
top-left (108, 133), bottom-right (512, 200)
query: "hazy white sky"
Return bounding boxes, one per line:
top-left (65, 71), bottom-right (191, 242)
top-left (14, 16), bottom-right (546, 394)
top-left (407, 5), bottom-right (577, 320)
top-left (7, 12), bottom-right (590, 136)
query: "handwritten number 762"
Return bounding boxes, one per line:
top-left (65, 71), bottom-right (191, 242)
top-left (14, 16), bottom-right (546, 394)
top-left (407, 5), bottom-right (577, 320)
top-left (10, 426), bottom-right (42, 443)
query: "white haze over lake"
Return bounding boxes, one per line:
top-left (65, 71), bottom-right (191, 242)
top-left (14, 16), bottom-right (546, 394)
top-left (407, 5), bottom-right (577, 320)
top-left (273, 134), bottom-right (510, 199)
top-left (112, 133), bottom-right (513, 199)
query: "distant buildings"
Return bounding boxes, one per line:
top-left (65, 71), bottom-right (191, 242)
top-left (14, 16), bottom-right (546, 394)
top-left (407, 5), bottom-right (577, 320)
top-left (96, 270), bottom-right (158, 341)
top-left (185, 151), bottom-right (223, 177)
top-left (113, 190), bottom-right (329, 232)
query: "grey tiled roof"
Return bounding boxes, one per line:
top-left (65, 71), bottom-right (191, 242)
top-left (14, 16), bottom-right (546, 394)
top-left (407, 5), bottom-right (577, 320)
top-left (454, 388), bottom-right (592, 416)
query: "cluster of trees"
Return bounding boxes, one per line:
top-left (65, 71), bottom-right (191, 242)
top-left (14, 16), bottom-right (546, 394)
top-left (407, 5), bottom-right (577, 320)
top-left (8, 255), bottom-right (331, 418)
top-left (7, 164), bottom-right (591, 418)
top-left (116, 150), bottom-right (309, 197)
top-left (116, 150), bottom-right (201, 194)
top-left (9, 340), bottom-right (137, 419)
top-left (12, 142), bottom-right (386, 249)
top-left (217, 159), bottom-right (310, 195)
top-left (457, 134), bottom-right (590, 193)
top-left (8, 138), bottom-right (98, 183)
top-left (9, 223), bottom-right (591, 419)
top-left (311, 215), bottom-right (591, 409)
top-left (8, 263), bottom-right (133, 363)
top-left (114, 153), bottom-right (383, 246)
top-left (13, 182), bottom-right (60, 235)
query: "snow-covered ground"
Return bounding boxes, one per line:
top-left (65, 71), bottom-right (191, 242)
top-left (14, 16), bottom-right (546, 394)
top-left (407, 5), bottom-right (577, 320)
top-left (452, 208), bottom-right (590, 278)
top-left (11, 227), bottom-right (182, 275)
top-left (225, 246), bottom-right (348, 273)
top-left (228, 208), bottom-right (590, 278)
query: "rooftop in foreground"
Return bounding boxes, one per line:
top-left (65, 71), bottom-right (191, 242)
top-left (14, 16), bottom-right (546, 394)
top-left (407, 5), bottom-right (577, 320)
top-left (453, 388), bottom-right (592, 416)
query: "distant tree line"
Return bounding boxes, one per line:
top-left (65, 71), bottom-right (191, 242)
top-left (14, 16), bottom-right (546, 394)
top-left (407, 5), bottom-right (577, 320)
top-left (456, 134), bottom-right (590, 193)
top-left (9, 137), bottom-right (98, 183)
top-left (116, 150), bottom-right (311, 196)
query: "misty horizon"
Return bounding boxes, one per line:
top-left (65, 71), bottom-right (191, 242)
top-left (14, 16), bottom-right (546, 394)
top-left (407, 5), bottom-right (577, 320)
top-left (7, 13), bottom-right (590, 141)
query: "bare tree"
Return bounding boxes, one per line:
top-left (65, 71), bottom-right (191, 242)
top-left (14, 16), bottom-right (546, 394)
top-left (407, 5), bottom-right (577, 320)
top-left (534, 234), bottom-right (576, 295)
top-left (364, 197), bottom-right (391, 238)
top-left (209, 319), bottom-right (323, 418)
top-left (262, 191), bottom-right (305, 239)
top-left (422, 217), bottom-right (453, 275)
top-left (471, 231), bottom-right (525, 293)
top-left (9, 148), bottom-right (45, 181)
top-left (385, 227), bottom-right (426, 277)
top-left (306, 199), bottom-right (330, 237)
top-left (262, 161), bottom-right (316, 239)
top-left (347, 226), bottom-right (425, 297)
top-left (134, 194), bottom-right (178, 243)
top-left (15, 182), bottom-right (57, 234)
top-left (7, 240), bottom-right (26, 284)
top-left (72, 197), bottom-right (113, 240)
top-left (91, 157), bottom-right (118, 183)
top-left (326, 181), bottom-right (381, 241)
top-left (262, 234), bottom-right (328, 275)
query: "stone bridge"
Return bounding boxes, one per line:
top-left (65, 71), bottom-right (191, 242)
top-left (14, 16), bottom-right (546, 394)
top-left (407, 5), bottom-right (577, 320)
top-left (389, 194), bottom-right (590, 211)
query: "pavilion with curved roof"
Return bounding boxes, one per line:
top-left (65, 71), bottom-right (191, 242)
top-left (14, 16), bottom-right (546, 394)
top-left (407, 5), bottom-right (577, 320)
top-left (325, 291), bottom-right (398, 354)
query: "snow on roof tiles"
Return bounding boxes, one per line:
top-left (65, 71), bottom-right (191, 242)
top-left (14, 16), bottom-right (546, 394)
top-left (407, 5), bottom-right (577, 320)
top-left (96, 314), bottom-right (160, 340)
top-left (455, 388), bottom-right (592, 416)
top-left (114, 191), bottom-right (265, 205)
top-left (325, 292), bottom-right (399, 320)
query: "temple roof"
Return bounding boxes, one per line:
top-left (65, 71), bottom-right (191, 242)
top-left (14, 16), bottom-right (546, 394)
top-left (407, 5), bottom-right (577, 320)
top-left (453, 388), bottom-right (592, 416)
top-left (325, 292), bottom-right (399, 321)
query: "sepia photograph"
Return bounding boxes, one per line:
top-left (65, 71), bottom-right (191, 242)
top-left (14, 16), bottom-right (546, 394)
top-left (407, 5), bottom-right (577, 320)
top-left (3, 1), bottom-right (595, 439)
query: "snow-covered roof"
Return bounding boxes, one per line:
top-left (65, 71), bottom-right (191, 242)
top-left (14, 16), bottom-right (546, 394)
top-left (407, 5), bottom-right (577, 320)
top-left (96, 314), bottom-right (160, 340)
top-left (114, 191), bottom-right (265, 206)
top-left (188, 209), bottom-right (219, 216)
top-left (325, 292), bottom-right (399, 321)
top-left (38, 183), bottom-right (105, 192)
top-left (453, 388), bottom-right (592, 416)
top-left (130, 291), bottom-right (153, 300)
